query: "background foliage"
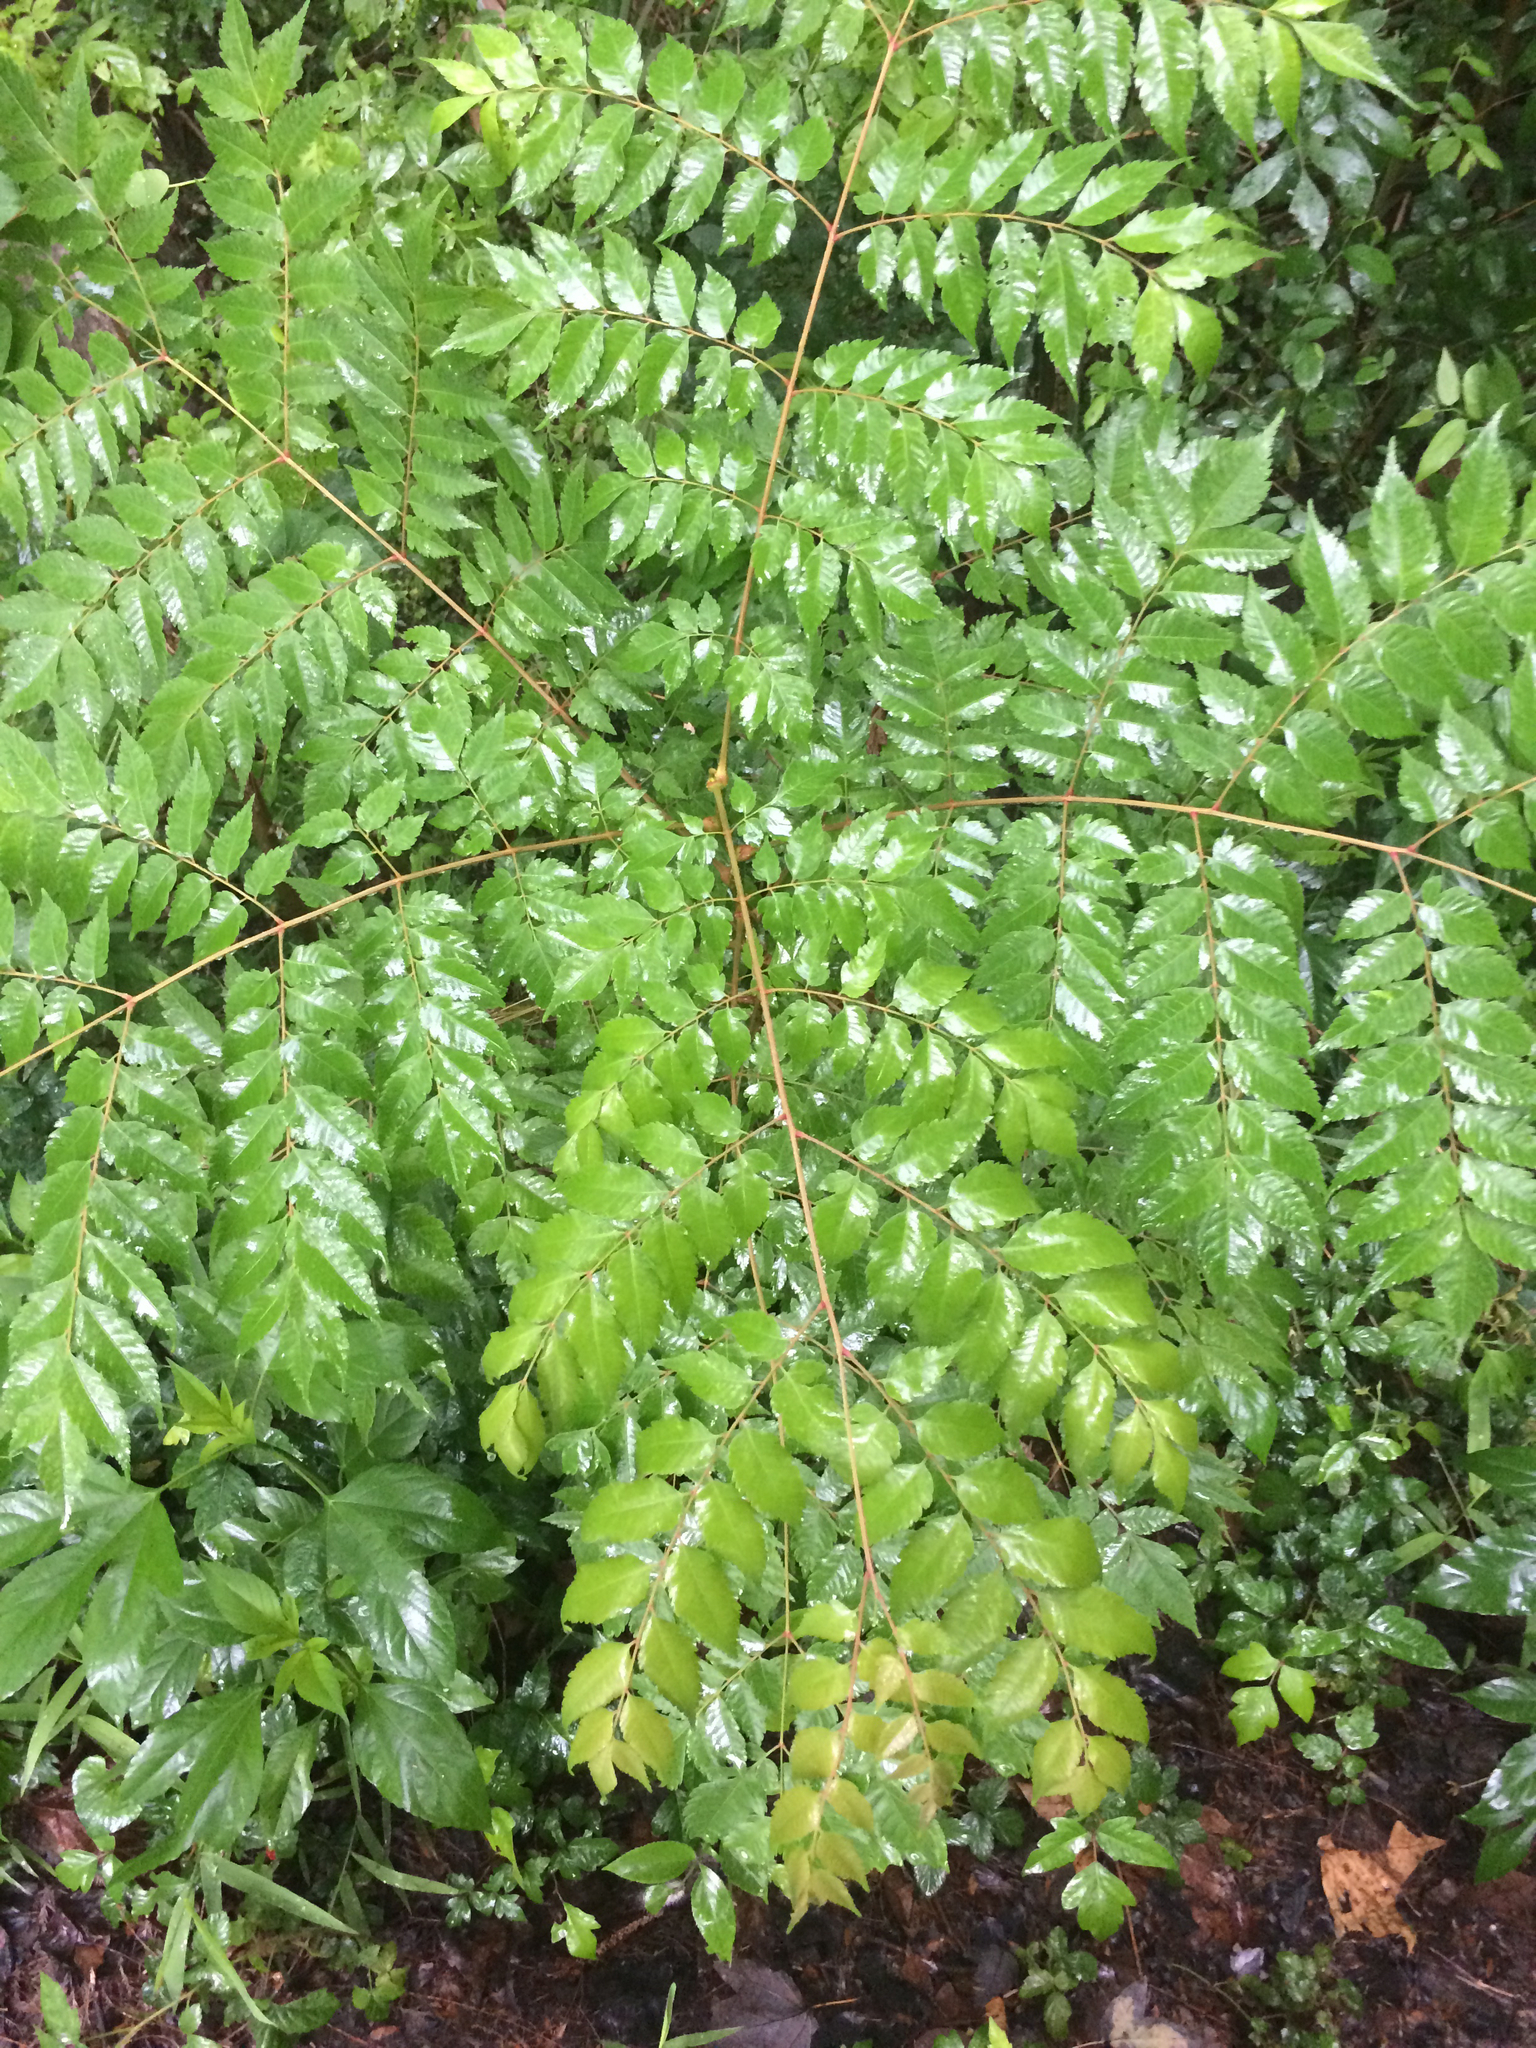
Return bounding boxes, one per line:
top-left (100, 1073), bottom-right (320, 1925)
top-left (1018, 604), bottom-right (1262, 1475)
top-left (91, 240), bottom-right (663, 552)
top-left (2, 0), bottom-right (1536, 2007)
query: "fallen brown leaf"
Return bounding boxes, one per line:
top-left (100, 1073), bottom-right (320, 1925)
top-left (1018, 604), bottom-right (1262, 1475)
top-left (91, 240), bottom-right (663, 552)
top-left (1318, 1823), bottom-right (1445, 1951)
top-left (1104, 1981), bottom-right (1228, 2048)
top-left (711, 1960), bottom-right (816, 2048)
top-left (1179, 1840), bottom-right (1244, 1949)
top-left (24, 1787), bottom-right (96, 1860)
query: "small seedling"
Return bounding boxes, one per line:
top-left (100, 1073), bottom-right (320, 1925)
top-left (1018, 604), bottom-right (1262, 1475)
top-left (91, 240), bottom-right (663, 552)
top-left (1239, 1944), bottom-right (1364, 2048)
top-left (1013, 1926), bottom-right (1098, 2041)
top-left (601, 1980), bottom-right (739, 2048)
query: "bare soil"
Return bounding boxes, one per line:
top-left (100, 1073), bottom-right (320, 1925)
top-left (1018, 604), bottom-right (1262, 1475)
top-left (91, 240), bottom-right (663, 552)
top-left (3, 1671), bottom-right (1534, 2048)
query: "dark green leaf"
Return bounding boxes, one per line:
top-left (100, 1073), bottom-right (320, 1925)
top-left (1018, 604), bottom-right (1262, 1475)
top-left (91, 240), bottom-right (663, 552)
top-left (352, 1682), bottom-right (492, 1829)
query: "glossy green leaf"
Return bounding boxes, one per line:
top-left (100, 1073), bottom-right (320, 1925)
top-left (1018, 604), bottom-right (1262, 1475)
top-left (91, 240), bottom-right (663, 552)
top-left (1229, 1684), bottom-right (1279, 1745)
top-left (1036, 1585), bottom-right (1154, 1658)
top-left (729, 1431), bottom-right (806, 1524)
top-left (691, 1865), bottom-right (737, 1962)
top-left (889, 1515), bottom-right (973, 1616)
top-left (1001, 1518), bottom-right (1101, 1592)
top-left (1199, 5), bottom-right (1260, 147)
top-left (1073, 1664), bottom-right (1149, 1743)
top-left (670, 1545), bottom-right (739, 1651)
top-left (563, 1555), bottom-right (653, 1626)
top-left (1060, 1858), bottom-right (1136, 1938)
top-left (1419, 1536), bottom-right (1536, 1615)
top-left (352, 1681), bottom-right (492, 1829)
top-left (581, 1478), bottom-right (683, 1546)
top-left (1004, 1214), bottom-right (1136, 1277)
top-left (605, 1839), bottom-right (694, 1882)
top-left (1135, 0), bottom-right (1198, 149)
top-left (0, 1543), bottom-right (105, 1700)
top-left (640, 1616), bottom-right (700, 1714)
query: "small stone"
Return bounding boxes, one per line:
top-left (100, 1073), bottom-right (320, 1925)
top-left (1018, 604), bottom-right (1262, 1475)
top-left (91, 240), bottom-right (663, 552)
top-left (973, 1942), bottom-right (1018, 2003)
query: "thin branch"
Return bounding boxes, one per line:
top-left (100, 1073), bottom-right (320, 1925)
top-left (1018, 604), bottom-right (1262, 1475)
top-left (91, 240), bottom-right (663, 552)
top-left (0, 830), bottom-right (623, 1086)
top-left (922, 791), bottom-right (1536, 913)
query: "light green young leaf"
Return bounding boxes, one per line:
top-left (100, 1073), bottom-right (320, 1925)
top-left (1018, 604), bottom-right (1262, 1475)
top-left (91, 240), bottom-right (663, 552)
top-left (1135, 0), bottom-right (1198, 149)
top-left (1291, 18), bottom-right (1400, 92)
top-left (1199, 5), bottom-right (1260, 147)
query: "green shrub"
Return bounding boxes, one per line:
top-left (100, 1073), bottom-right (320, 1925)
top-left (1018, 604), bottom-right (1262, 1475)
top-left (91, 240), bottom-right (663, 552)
top-left (1, 0), bottom-right (1535, 1955)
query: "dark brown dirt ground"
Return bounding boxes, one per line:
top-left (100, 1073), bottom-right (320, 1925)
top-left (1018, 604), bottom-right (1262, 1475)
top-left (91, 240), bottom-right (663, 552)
top-left (3, 1673), bottom-right (1533, 2048)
